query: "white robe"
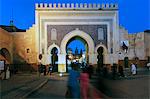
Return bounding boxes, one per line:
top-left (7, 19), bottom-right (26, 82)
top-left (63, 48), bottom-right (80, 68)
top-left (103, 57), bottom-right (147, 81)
top-left (6, 69), bottom-right (10, 79)
top-left (131, 64), bottom-right (136, 74)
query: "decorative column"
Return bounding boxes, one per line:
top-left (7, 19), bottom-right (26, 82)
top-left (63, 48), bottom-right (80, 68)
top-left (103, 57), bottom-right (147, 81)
top-left (47, 54), bottom-right (52, 64)
top-left (89, 53), bottom-right (97, 65)
top-left (58, 53), bottom-right (66, 72)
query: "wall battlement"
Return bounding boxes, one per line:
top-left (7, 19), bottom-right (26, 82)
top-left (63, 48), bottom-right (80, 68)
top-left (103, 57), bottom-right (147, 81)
top-left (35, 3), bottom-right (118, 10)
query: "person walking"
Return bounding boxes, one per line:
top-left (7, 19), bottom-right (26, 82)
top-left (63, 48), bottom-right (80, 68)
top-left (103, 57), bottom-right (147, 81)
top-left (118, 65), bottom-right (124, 77)
top-left (80, 68), bottom-right (90, 99)
top-left (67, 59), bottom-right (72, 71)
top-left (146, 62), bottom-right (150, 70)
top-left (5, 66), bottom-right (10, 79)
top-left (47, 65), bottom-right (53, 75)
top-left (131, 63), bottom-right (137, 75)
top-left (87, 65), bottom-right (93, 79)
top-left (43, 65), bottom-right (46, 76)
top-left (67, 63), bottom-right (80, 98)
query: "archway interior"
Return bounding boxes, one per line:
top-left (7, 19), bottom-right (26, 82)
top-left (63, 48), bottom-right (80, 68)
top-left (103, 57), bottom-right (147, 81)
top-left (51, 47), bottom-right (58, 72)
top-left (0, 48), bottom-right (11, 63)
top-left (66, 36), bottom-right (89, 71)
top-left (97, 47), bottom-right (104, 70)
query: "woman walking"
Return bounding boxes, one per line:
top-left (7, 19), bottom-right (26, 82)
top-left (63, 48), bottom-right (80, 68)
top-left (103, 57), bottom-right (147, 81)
top-left (67, 63), bottom-right (80, 98)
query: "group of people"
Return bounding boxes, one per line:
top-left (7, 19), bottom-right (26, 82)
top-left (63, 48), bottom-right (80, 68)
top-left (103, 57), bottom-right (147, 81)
top-left (118, 63), bottom-right (137, 77)
top-left (38, 64), bottom-right (53, 76)
top-left (66, 63), bottom-right (93, 99)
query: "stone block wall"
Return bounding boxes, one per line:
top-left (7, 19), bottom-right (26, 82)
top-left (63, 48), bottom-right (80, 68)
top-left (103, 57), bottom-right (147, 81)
top-left (0, 28), bottom-right (13, 63)
top-left (13, 25), bottom-right (37, 64)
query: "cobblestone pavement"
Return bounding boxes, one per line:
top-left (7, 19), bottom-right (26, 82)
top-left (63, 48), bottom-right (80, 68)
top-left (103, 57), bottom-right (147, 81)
top-left (90, 67), bottom-right (150, 98)
top-left (27, 75), bottom-right (68, 99)
top-left (1, 68), bottom-right (148, 99)
top-left (0, 73), bottom-right (48, 99)
top-left (28, 73), bottom-right (105, 99)
top-left (0, 72), bottom-right (105, 99)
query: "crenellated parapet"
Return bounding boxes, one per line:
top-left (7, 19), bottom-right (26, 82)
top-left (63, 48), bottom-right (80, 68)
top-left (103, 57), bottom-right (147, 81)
top-left (35, 3), bottom-right (118, 10)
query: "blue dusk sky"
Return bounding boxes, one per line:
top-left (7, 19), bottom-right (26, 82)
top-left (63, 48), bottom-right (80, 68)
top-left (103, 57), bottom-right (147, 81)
top-left (0, 0), bottom-right (149, 33)
top-left (0, 0), bottom-right (149, 52)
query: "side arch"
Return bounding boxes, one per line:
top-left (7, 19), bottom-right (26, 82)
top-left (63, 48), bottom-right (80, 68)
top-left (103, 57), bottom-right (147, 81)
top-left (95, 44), bottom-right (108, 54)
top-left (47, 43), bottom-right (60, 54)
top-left (95, 44), bottom-right (108, 65)
top-left (0, 48), bottom-right (11, 63)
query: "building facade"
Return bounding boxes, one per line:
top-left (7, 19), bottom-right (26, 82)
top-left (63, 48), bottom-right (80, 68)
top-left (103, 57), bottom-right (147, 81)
top-left (0, 3), bottom-right (149, 72)
top-left (35, 3), bottom-right (120, 72)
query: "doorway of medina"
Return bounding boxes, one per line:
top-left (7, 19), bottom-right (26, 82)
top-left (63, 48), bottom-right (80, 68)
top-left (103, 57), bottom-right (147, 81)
top-left (47, 43), bottom-right (60, 72)
top-left (59, 28), bottom-right (95, 72)
top-left (66, 36), bottom-right (88, 72)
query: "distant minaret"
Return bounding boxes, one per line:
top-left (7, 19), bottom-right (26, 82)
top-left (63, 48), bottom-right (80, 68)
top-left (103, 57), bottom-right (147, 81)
top-left (80, 49), bottom-right (83, 56)
top-left (10, 20), bottom-right (14, 26)
top-left (10, 8), bottom-right (16, 32)
top-left (10, 8), bottom-right (14, 26)
top-left (75, 47), bottom-right (79, 55)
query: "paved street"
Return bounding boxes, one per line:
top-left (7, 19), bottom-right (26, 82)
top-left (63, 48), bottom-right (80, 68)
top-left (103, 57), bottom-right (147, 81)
top-left (0, 67), bottom-right (149, 99)
top-left (27, 73), bottom-right (105, 99)
top-left (0, 72), bottom-right (104, 99)
top-left (91, 67), bottom-right (150, 98)
top-left (27, 75), bottom-right (67, 99)
top-left (0, 73), bottom-right (48, 99)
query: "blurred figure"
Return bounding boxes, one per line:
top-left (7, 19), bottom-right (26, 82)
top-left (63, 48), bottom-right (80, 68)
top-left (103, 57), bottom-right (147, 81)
top-left (112, 64), bottom-right (117, 79)
top-left (47, 65), bottom-right (53, 75)
top-left (131, 63), bottom-right (137, 75)
top-left (103, 65), bottom-right (108, 77)
top-left (67, 63), bottom-right (80, 98)
top-left (5, 66), bottom-right (10, 79)
top-left (146, 62), bottom-right (150, 70)
top-left (80, 68), bottom-right (89, 99)
top-left (118, 65), bottom-right (124, 77)
top-left (87, 65), bottom-right (93, 79)
top-left (43, 65), bottom-right (46, 76)
top-left (38, 63), bottom-right (42, 77)
top-left (67, 59), bottom-right (72, 71)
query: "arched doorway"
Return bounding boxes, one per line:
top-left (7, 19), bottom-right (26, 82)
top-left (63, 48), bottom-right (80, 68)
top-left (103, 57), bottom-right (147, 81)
top-left (97, 47), bottom-right (104, 71)
top-left (51, 47), bottom-right (58, 72)
top-left (60, 29), bottom-right (95, 65)
top-left (0, 48), bottom-right (11, 63)
top-left (66, 36), bottom-right (88, 72)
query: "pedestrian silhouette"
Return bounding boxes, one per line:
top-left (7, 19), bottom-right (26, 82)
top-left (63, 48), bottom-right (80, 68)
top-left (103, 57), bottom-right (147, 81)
top-left (131, 63), bottom-right (137, 75)
top-left (47, 65), bottom-right (53, 75)
top-left (80, 68), bottom-right (89, 99)
top-left (66, 63), bottom-right (80, 98)
top-left (118, 65), bottom-right (124, 77)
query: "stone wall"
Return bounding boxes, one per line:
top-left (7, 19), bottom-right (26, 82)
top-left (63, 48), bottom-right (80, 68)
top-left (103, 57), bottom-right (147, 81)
top-left (128, 33), bottom-right (145, 60)
top-left (13, 25), bottom-right (37, 64)
top-left (0, 28), bottom-right (13, 63)
top-left (144, 32), bottom-right (150, 58)
top-left (118, 60), bottom-right (147, 68)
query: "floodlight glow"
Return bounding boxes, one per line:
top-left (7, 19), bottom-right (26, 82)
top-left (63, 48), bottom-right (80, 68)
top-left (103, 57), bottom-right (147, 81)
top-left (59, 73), bottom-right (63, 76)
